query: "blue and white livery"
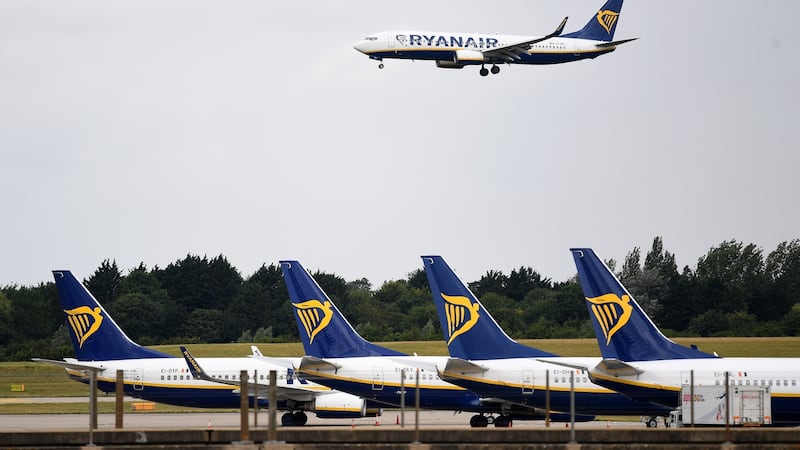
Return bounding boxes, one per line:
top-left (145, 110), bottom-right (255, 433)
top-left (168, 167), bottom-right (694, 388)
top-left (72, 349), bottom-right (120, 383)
top-left (280, 260), bottom-right (585, 427)
top-left (421, 255), bottom-right (671, 426)
top-left (571, 248), bottom-right (800, 426)
top-left (34, 270), bottom-right (378, 426)
top-left (353, 0), bottom-right (635, 76)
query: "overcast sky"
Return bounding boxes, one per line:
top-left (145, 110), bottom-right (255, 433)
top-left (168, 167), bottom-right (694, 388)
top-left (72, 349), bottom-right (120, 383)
top-left (2, 0), bottom-right (798, 288)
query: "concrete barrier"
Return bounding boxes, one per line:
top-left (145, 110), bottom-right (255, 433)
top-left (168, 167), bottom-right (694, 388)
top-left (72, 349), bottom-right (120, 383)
top-left (2, 428), bottom-right (799, 448)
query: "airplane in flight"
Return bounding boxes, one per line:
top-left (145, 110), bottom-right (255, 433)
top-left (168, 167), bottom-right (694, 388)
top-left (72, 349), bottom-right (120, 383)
top-left (280, 260), bottom-right (587, 427)
top-left (569, 248), bottom-right (800, 425)
top-left (34, 270), bottom-right (380, 426)
top-left (353, 0), bottom-right (636, 76)
top-left (421, 255), bottom-right (672, 426)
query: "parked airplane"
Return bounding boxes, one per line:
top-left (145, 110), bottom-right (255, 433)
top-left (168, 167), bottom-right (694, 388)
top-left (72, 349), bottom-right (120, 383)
top-left (570, 248), bottom-right (800, 425)
top-left (34, 270), bottom-right (379, 426)
top-left (280, 260), bottom-right (582, 427)
top-left (353, 0), bottom-right (635, 76)
top-left (421, 255), bottom-right (671, 425)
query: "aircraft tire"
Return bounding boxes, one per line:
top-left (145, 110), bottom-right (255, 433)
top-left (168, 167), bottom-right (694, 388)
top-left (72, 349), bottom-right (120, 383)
top-left (469, 415), bottom-right (489, 427)
top-left (490, 65), bottom-right (500, 75)
top-left (293, 411), bottom-right (308, 426)
top-left (281, 412), bottom-right (295, 426)
top-left (479, 67), bottom-right (489, 77)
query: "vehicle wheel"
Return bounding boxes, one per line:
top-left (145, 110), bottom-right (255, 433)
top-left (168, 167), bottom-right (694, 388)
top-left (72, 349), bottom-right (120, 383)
top-left (293, 411), bottom-right (308, 426)
top-left (490, 65), bottom-right (500, 74)
top-left (469, 415), bottom-right (489, 428)
top-left (281, 412), bottom-right (295, 426)
top-left (647, 417), bottom-right (658, 428)
top-left (479, 67), bottom-right (489, 77)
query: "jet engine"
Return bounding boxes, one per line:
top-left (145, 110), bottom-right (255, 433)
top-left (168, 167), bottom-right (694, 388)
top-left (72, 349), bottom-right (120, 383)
top-left (312, 391), bottom-right (382, 419)
top-left (436, 49), bottom-right (485, 69)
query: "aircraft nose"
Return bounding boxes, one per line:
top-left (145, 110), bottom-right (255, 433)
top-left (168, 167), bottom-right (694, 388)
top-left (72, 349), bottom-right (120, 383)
top-left (353, 40), bottom-right (368, 54)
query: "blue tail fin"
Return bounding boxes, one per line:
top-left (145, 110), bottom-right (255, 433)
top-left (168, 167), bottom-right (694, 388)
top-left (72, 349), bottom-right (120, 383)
top-left (421, 256), bottom-right (556, 360)
top-left (53, 270), bottom-right (171, 361)
top-left (569, 249), bottom-right (717, 361)
top-left (562, 0), bottom-right (624, 41)
top-left (279, 261), bottom-right (405, 358)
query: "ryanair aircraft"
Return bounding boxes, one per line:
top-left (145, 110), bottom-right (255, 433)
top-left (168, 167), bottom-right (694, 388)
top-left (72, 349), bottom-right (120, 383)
top-left (421, 255), bottom-right (671, 427)
top-left (34, 270), bottom-right (380, 426)
top-left (570, 248), bottom-right (800, 426)
top-left (280, 260), bottom-right (589, 427)
top-left (353, 0), bottom-right (635, 76)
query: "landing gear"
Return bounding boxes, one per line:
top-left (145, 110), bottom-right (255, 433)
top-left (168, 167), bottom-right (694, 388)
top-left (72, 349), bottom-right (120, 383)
top-left (280, 411), bottom-right (308, 426)
top-left (479, 64), bottom-right (501, 77)
top-left (469, 414), bottom-right (489, 427)
top-left (378, 63), bottom-right (384, 69)
top-left (469, 414), bottom-right (511, 427)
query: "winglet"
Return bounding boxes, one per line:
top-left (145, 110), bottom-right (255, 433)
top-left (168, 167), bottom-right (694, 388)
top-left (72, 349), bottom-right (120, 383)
top-left (180, 346), bottom-right (212, 381)
top-left (422, 255), bottom-right (556, 360)
top-left (554, 16), bottom-right (568, 36)
top-left (570, 248), bottom-right (717, 361)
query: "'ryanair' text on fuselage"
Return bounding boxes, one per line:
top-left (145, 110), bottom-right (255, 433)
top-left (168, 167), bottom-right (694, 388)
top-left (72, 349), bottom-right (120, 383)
top-left (402, 34), bottom-right (499, 49)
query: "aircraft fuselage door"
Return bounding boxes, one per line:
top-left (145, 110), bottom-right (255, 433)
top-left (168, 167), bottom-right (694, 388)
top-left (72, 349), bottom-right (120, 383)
top-left (388, 33), bottom-right (395, 48)
top-left (372, 368), bottom-right (384, 390)
top-left (522, 370), bottom-right (534, 394)
top-left (129, 368), bottom-right (144, 391)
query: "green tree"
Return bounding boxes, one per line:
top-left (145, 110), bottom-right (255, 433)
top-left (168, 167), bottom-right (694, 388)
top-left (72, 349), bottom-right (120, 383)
top-left (86, 259), bottom-right (122, 307)
top-left (764, 240), bottom-right (800, 321)
top-left (694, 240), bottom-right (766, 314)
top-left (183, 308), bottom-right (225, 343)
top-left (157, 254), bottom-right (242, 312)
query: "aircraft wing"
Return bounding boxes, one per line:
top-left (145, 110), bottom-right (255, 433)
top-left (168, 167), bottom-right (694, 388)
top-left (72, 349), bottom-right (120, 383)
top-left (483, 17), bottom-right (568, 62)
top-left (250, 355), bottom-right (295, 369)
top-left (32, 358), bottom-right (105, 373)
top-left (179, 347), bottom-right (316, 401)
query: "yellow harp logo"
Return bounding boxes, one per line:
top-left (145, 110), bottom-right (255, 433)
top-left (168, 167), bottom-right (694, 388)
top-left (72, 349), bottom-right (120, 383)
top-left (596, 10), bottom-right (619, 35)
top-left (293, 299), bottom-right (333, 344)
top-left (441, 294), bottom-right (480, 345)
top-left (64, 306), bottom-right (104, 349)
top-left (586, 293), bottom-right (632, 345)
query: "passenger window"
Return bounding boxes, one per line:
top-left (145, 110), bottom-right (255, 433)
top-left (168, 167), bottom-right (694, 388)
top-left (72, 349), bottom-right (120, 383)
top-left (161, 376), bottom-right (164, 380)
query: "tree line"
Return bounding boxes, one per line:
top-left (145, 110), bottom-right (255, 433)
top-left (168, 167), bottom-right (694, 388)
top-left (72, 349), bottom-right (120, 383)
top-left (1, 237), bottom-right (799, 362)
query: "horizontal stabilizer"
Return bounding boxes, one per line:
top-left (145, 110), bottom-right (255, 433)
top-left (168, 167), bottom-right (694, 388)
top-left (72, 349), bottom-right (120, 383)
top-left (595, 358), bottom-right (643, 376)
top-left (299, 355), bottom-right (342, 372)
top-left (596, 38), bottom-right (638, 48)
top-left (534, 358), bottom-right (589, 372)
top-left (32, 358), bottom-right (106, 373)
top-left (442, 358), bottom-right (488, 375)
